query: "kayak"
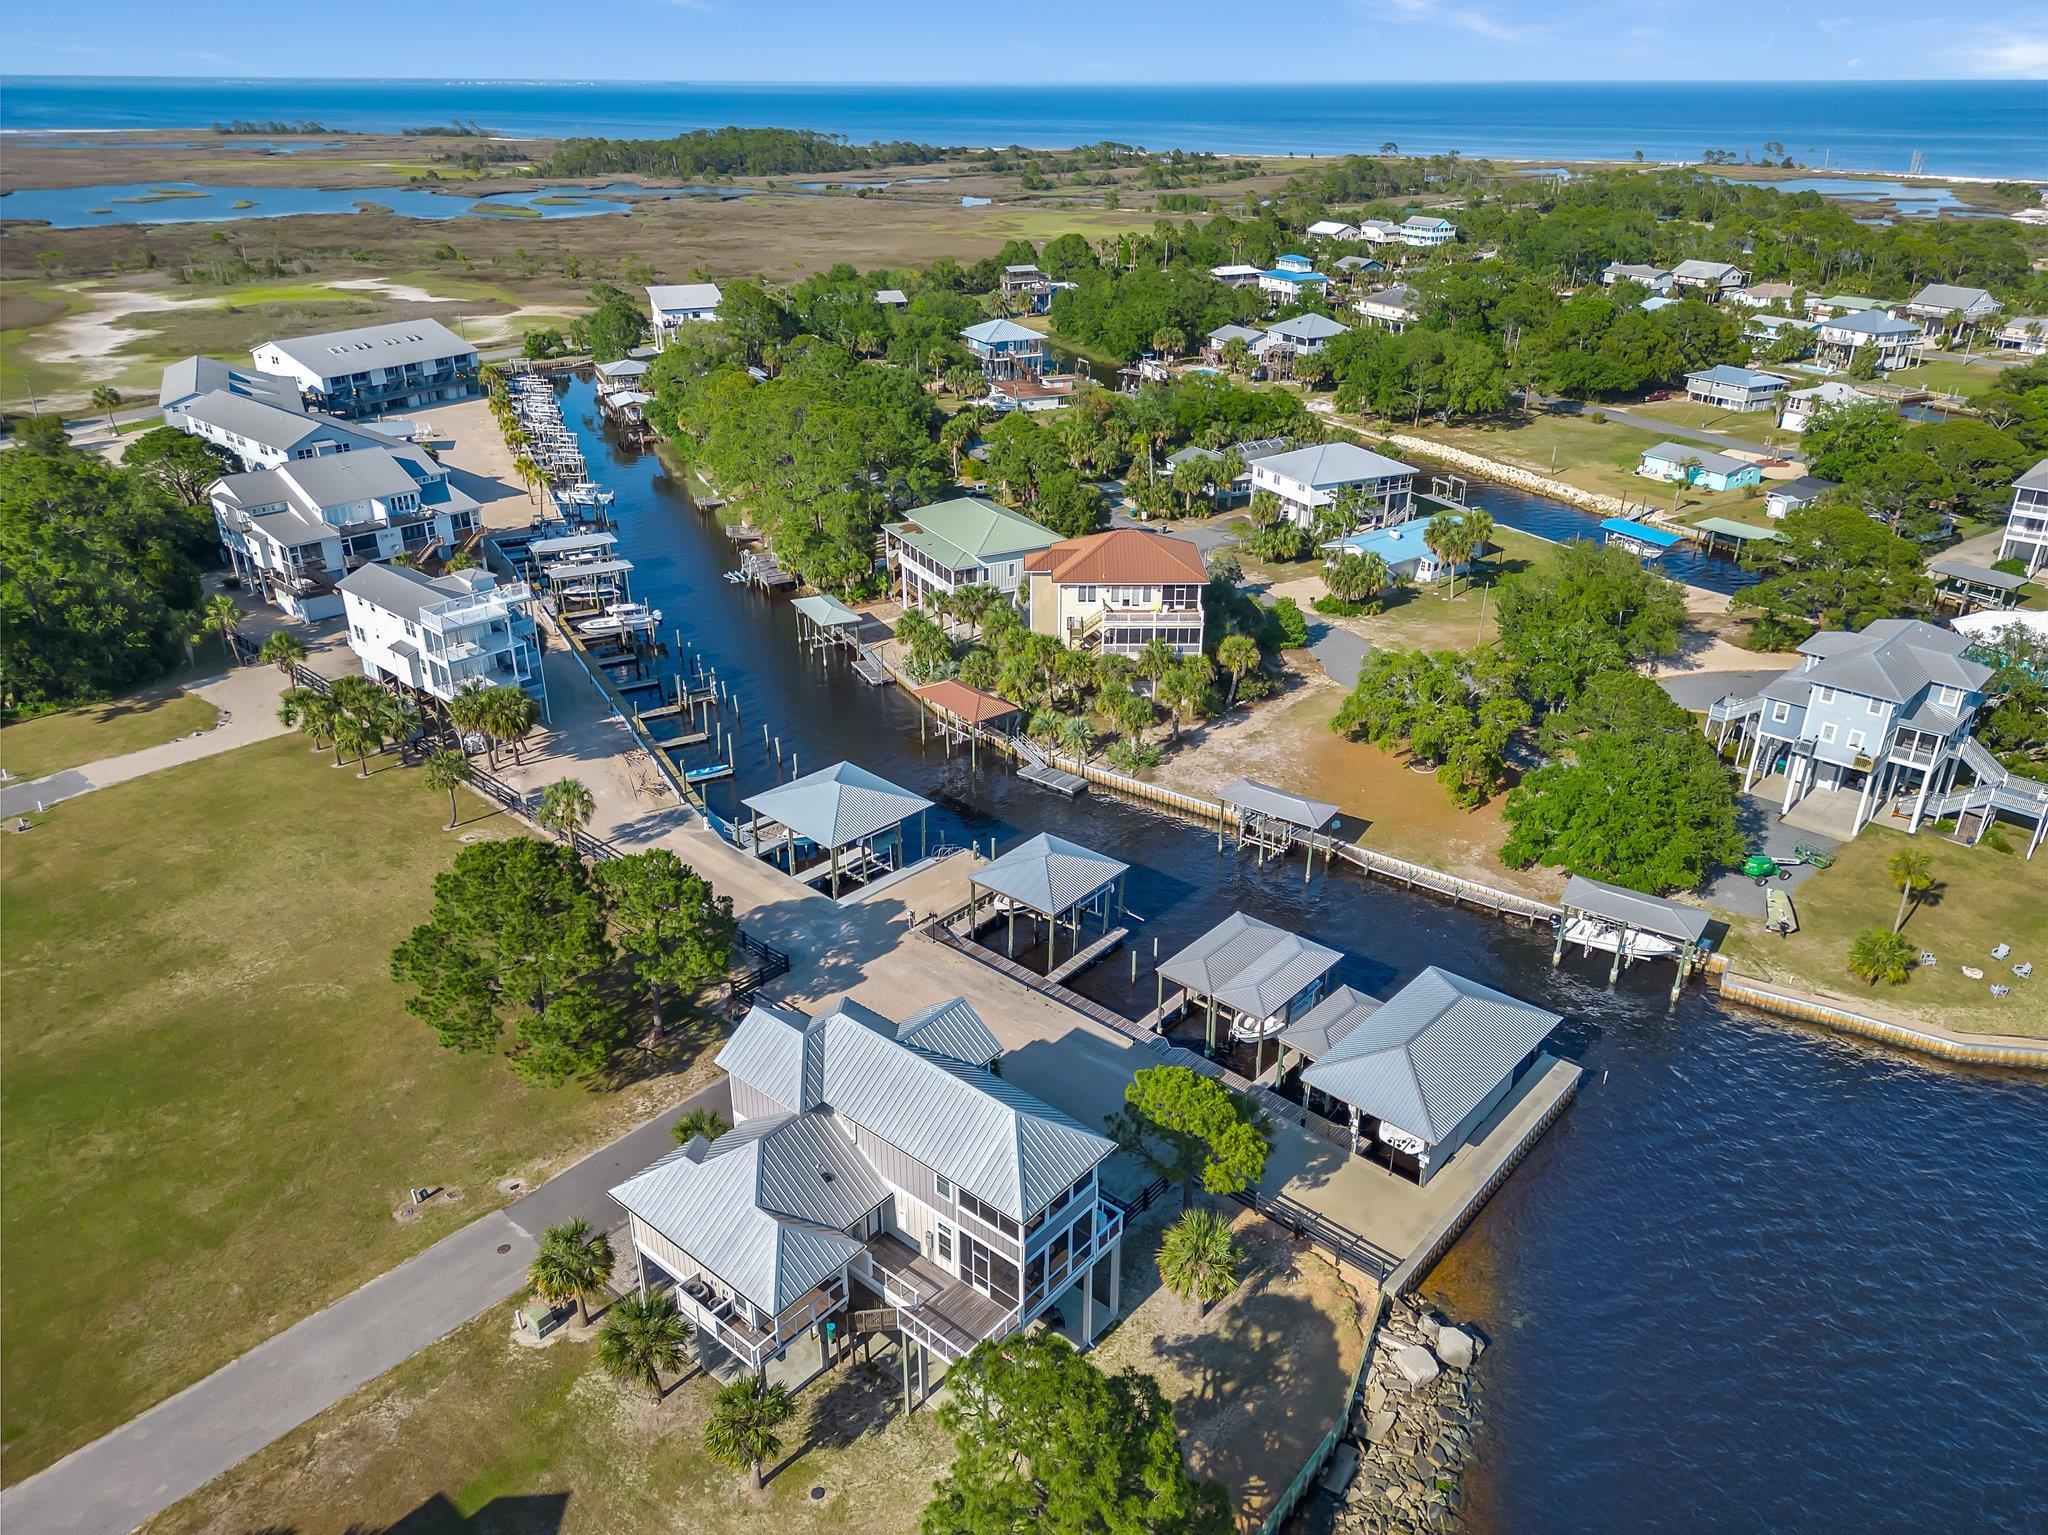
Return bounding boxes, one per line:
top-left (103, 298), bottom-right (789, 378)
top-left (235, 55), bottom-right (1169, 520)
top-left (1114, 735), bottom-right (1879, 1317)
top-left (1765, 888), bottom-right (1798, 936)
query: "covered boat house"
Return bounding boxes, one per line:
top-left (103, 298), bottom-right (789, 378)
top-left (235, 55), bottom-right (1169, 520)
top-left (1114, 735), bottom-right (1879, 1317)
top-left (1219, 778), bottom-right (1340, 882)
top-left (916, 679), bottom-right (1022, 764)
top-left (791, 592), bottom-right (866, 654)
top-left (1290, 968), bottom-right (1562, 1184)
top-left (742, 761), bottom-right (933, 897)
top-left (1158, 912), bottom-right (1342, 1053)
top-left (1555, 876), bottom-right (1713, 996)
top-left (965, 833), bottom-right (1129, 977)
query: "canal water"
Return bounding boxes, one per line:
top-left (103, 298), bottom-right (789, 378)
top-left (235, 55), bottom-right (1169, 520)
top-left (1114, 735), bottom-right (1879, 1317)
top-left (550, 376), bottom-right (2048, 1534)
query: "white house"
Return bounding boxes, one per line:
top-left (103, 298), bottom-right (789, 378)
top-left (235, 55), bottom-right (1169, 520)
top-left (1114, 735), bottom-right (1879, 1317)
top-left (1600, 262), bottom-right (1675, 294)
top-left (158, 354), bottom-right (301, 418)
top-left (1307, 219), bottom-right (1360, 241)
top-left (1397, 216), bottom-right (1457, 248)
top-left (1900, 284), bottom-right (2002, 330)
top-left (1670, 260), bottom-right (1748, 299)
top-left (1209, 263), bottom-right (1265, 288)
top-left (1813, 310), bottom-right (1922, 371)
top-left (1354, 219), bottom-right (1404, 247)
top-left (1778, 380), bottom-right (1881, 434)
top-left (1355, 282), bottom-right (1419, 332)
top-left (1684, 364), bottom-right (1788, 412)
top-left (1249, 441), bottom-right (1417, 529)
top-left (1998, 458), bottom-right (2048, 575)
top-left (212, 446), bottom-right (483, 620)
top-left (337, 562), bottom-right (546, 713)
top-left (1992, 316), bottom-right (2048, 356)
top-left (1024, 528), bottom-right (1208, 660)
top-left (886, 496), bottom-right (1059, 611)
top-left (1727, 281), bottom-right (1798, 310)
top-left (167, 389), bottom-right (384, 471)
top-left (647, 283), bottom-right (722, 342)
top-left (250, 319), bottom-right (478, 419)
top-left (874, 288), bottom-right (910, 308)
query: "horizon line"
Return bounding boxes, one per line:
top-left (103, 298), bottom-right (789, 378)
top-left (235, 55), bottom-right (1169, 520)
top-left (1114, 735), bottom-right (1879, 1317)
top-left (4, 73), bottom-right (2038, 87)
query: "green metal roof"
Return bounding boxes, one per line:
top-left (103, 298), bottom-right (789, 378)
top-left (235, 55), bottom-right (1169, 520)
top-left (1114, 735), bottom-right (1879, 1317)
top-left (888, 497), bottom-right (1057, 571)
top-left (1693, 517), bottom-right (1786, 542)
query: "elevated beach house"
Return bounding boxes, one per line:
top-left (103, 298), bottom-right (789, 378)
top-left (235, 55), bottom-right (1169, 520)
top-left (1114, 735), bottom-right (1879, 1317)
top-left (1778, 380), bottom-right (1881, 435)
top-left (1355, 282), bottom-right (1420, 333)
top-left (1684, 364), bottom-right (1788, 413)
top-left (960, 318), bottom-right (1047, 379)
top-left (1600, 261), bottom-right (1676, 295)
top-left (1209, 263), bottom-right (1266, 289)
top-left (250, 318), bottom-right (478, 419)
top-left (211, 447), bottom-right (482, 619)
top-left (1257, 311), bottom-right (1351, 359)
top-left (1636, 442), bottom-right (1762, 492)
top-left (1997, 458), bottom-right (2048, 575)
top-left (1249, 440), bottom-right (1418, 529)
top-left (1669, 259), bottom-right (1748, 299)
top-left (646, 282), bottom-right (723, 342)
top-left (1992, 315), bottom-right (2048, 356)
top-left (1705, 618), bottom-right (2044, 850)
top-left (1812, 309), bottom-right (1922, 372)
top-left (1258, 254), bottom-right (1332, 302)
top-left (1025, 527), bottom-right (1207, 661)
top-left (1899, 284), bottom-right (2002, 336)
top-left (1307, 219), bottom-right (1360, 241)
top-left (1000, 263), bottom-right (1053, 312)
top-left (1396, 216), bottom-right (1458, 248)
top-left (336, 563), bottom-right (546, 714)
top-left (610, 995), bottom-right (1124, 1387)
top-left (885, 496), bottom-right (1058, 611)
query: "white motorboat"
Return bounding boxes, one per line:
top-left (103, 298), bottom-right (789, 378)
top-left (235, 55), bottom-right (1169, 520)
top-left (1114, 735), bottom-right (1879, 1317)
top-left (578, 602), bottom-right (662, 638)
top-left (1228, 1011), bottom-right (1287, 1043)
top-left (1555, 914), bottom-right (1681, 959)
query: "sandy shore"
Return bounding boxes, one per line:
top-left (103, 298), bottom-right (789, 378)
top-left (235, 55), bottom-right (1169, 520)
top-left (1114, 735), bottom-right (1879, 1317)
top-left (406, 396), bottom-right (537, 531)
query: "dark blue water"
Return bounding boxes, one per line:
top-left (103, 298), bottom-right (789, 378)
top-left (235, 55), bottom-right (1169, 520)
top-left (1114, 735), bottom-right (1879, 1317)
top-left (550, 374), bottom-right (2048, 1532)
top-left (1448, 479), bottom-right (1763, 595)
top-left (5, 79), bottom-right (2045, 177)
top-left (0, 179), bottom-right (736, 227)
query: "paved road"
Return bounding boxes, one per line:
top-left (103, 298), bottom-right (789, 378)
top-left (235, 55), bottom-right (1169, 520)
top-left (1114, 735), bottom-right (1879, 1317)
top-left (0, 1086), bottom-right (721, 1535)
top-left (1574, 403), bottom-right (1807, 465)
top-left (1311, 626), bottom-right (1372, 689)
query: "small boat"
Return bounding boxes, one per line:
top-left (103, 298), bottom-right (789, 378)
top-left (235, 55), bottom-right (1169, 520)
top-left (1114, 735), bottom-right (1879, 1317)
top-left (1765, 888), bottom-right (1797, 937)
top-left (1555, 915), bottom-right (1681, 959)
top-left (577, 602), bottom-right (662, 637)
top-left (1228, 1012), bottom-right (1287, 1043)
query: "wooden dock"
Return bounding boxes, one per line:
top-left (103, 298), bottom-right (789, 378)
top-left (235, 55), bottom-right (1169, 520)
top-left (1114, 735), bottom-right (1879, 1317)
top-left (1047, 925), bottom-right (1128, 985)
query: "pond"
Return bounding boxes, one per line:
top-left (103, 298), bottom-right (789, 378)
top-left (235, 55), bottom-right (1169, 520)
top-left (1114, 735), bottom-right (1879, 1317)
top-left (544, 373), bottom-right (2046, 1534)
top-left (1714, 174), bottom-right (1971, 213)
top-left (0, 179), bottom-right (743, 228)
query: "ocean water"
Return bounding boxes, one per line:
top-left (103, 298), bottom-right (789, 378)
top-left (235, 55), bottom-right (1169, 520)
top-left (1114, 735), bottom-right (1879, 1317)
top-left (3, 78), bottom-right (2043, 178)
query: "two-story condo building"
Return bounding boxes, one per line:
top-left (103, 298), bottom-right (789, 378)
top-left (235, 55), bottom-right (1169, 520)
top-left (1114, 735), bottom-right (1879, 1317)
top-left (886, 497), bottom-right (1059, 611)
top-left (1025, 528), bottom-right (1207, 661)
top-left (1997, 458), bottom-right (2048, 575)
top-left (1812, 309), bottom-right (1922, 372)
top-left (1706, 618), bottom-right (2021, 841)
top-left (158, 354), bottom-right (302, 419)
top-left (960, 318), bottom-right (1047, 379)
top-left (611, 995), bottom-right (1124, 1386)
top-left (1684, 364), bottom-right (1788, 412)
top-left (1670, 259), bottom-right (1748, 299)
top-left (336, 563), bottom-right (546, 714)
top-left (1248, 441), bottom-right (1417, 529)
top-left (646, 282), bottom-right (722, 342)
top-left (211, 446), bottom-right (483, 620)
top-left (250, 319), bottom-right (479, 419)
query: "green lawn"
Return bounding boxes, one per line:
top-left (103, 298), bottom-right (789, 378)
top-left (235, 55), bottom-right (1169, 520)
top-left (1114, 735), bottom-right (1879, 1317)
top-left (1405, 411), bottom-right (1759, 517)
top-left (0, 737), bottom-right (716, 1484)
top-left (0, 689), bottom-right (219, 783)
top-left (1622, 398), bottom-right (1796, 443)
top-left (145, 1299), bottom-right (952, 1535)
top-left (1720, 821), bottom-right (2048, 1039)
top-left (1886, 357), bottom-right (2008, 399)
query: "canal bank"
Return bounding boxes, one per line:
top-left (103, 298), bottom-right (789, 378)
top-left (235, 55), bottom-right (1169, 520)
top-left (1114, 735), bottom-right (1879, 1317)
top-left (514, 375), bottom-right (2048, 1535)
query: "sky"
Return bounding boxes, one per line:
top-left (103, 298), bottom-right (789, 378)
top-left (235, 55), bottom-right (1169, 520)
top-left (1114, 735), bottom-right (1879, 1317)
top-left (5, 0), bottom-right (2048, 81)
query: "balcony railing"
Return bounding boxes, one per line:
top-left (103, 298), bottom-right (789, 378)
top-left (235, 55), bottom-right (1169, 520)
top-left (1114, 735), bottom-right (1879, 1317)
top-left (669, 1274), bottom-right (847, 1373)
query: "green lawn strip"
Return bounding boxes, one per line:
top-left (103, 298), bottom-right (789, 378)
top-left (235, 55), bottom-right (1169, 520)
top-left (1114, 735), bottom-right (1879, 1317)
top-left (0, 689), bottom-right (219, 782)
top-left (143, 1301), bottom-right (952, 1535)
top-left (1888, 358), bottom-right (2007, 399)
top-left (0, 736), bottom-right (696, 1483)
top-left (1719, 822), bottom-right (2048, 1039)
top-left (1408, 414), bottom-right (1762, 518)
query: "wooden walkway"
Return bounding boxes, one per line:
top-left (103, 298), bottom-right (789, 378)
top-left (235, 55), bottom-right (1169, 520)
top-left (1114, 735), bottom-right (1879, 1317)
top-left (1047, 925), bottom-right (1128, 985)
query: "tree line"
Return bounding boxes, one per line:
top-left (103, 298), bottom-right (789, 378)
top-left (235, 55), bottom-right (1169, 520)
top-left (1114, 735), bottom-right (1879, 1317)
top-left (538, 125), bottom-right (952, 178)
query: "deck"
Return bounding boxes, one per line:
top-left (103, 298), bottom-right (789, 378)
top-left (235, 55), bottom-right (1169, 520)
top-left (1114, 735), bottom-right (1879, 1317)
top-left (861, 1234), bottom-right (1011, 1359)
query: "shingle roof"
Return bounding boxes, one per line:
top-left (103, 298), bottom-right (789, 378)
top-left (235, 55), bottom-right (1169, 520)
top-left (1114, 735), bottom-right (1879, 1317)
top-left (1024, 528), bottom-right (1207, 587)
top-left (1159, 912), bottom-right (1343, 1021)
top-left (1254, 441), bottom-right (1416, 489)
top-left (742, 761), bottom-right (931, 850)
top-left (1906, 283), bottom-right (1999, 314)
top-left (1298, 967), bottom-right (1562, 1144)
top-left (260, 318), bottom-right (472, 378)
top-left (1792, 617), bottom-right (1990, 702)
top-left (888, 497), bottom-right (1057, 568)
top-left (972, 832), bottom-right (1127, 917)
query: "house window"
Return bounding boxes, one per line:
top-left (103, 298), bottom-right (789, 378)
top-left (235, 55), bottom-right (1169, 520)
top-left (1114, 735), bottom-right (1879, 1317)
top-left (1770, 702), bottom-right (1790, 723)
top-left (1866, 698), bottom-right (1883, 716)
top-left (1075, 585), bottom-right (1097, 604)
top-left (936, 1224), bottom-right (953, 1264)
top-left (1817, 686), bottom-right (1836, 703)
top-left (1938, 686), bottom-right (1961, 709)
top-left (935, 1175), bottom-right (953, 1201)
top-left (1847, 730), bottom-right (1866, 751)
top-left (1820, 723), bottom-right (1838, 743)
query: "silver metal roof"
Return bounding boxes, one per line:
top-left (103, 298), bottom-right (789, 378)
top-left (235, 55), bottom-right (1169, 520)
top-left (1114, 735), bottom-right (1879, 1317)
top-left (1560, 876), bottom-right (1712, 944)
top-left (1642, 442), bottom-right (1751, 477)
top-left (713, 998), bottom-right (1112, 1219)
top-left (961, 319), bottom-right (1041, 345)
top-left (526, 531), bottom-right (618, 559)
top-left (1793, 618), bottom-right (1990, 704)
top-left (1159, 912), bottom-right (1343, 1020)
top-left (1930, 558), bottom-right (2027, 592)
top-left (1253, 441), bottom-right (1415, 488)
top-left (742, 761), bottom-right (931, 850)
top-left (260, 318), bottom-right (473, 380)
top-left (159, 354), bottom-right (300, 412)
top-left (971, 832), bottom-right (1126, 917)
top-left (1299, 967), bottom-right (1561, 1144)
top-left (646, 282), bottom-right (722, 313)
top-left (896, 996), bottom-right (1004, 1068)
top-left (176, 391), bottom-right (378, 455)
top-left (1219, 778), bottom-right (1338, 830)
top-left (1276, 984), bottom-right (1383, 1062)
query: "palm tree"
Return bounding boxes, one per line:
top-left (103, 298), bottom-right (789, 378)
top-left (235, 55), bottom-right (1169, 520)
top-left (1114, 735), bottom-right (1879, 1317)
top-left (90, 384), bottom-right (122, 436)
top-left (596, 1290), bottom-right (692, 1401)
top-left (422, 748), bottom-right (468, 829)
top-left (672, 1107), bottom-right (730, 1146)
top-left (537, 776), bottom-right (596, 844)
top-left (447, 682), bottom-right (493, 762)
top-left (1160, 655), bottom-right (1213, 741)
top-left (1216, 633), bottom-right (1261, 707)
top-left (1885, 848), bottom-right (1934, 933)
top-left (278, 687), bottom-right (342, 762)
top-left (1056, 712), bottom-right (1095, 761)
top-left (1157, 1207), bottom-right (1243, 1319)
top-left (528, 1217), bottom-right (614, 1325)
top-left (704, 1372), bottom-right (797, 1490)
top-left (512, 453), bottom-right (543, 505)
top-left (1460, 509), bottom-right (1495, 583)
top-left (1847, 927), bottom-right (1915, 986)
top-left (203, 593), bottom-right (246, 663)
top-left (257, 629), bottom-right (307, 677)
top-left (485, 687), bottom-right (541, 765)
top-left (1135, 637), bottom-right (1177, 696)
top-left (333, 714), bottom-right (376, 777)
top-left (1423, 512), bottom-right (1470, 598)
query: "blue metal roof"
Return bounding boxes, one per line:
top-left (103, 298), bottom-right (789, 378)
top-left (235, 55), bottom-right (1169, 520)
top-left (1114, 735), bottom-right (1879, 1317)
top-left (1600, 517), bottom-right (1682, 549)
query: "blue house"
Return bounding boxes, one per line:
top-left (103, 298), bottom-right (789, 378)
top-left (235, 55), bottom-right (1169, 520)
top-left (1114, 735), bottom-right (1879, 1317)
top-left (1321, 518), bottom-right (1468, 586)
top-left (1259, 254), bottom-right (1332, 300)
top-left (960, 319), bottom-right (1048, 379)
top-left (1636, 442), bottom-right (1762, 493)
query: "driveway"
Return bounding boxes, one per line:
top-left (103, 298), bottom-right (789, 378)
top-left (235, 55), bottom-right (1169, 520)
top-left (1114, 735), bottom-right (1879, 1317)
top-left (1704, 795), bottom-right (1839, 920)
top-left (1563, 401), bottom-right (1806, 465)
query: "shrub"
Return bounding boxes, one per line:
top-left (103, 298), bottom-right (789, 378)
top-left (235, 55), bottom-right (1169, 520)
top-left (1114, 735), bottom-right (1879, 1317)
top-left (1264, 595), bottom-right (1310, 649)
